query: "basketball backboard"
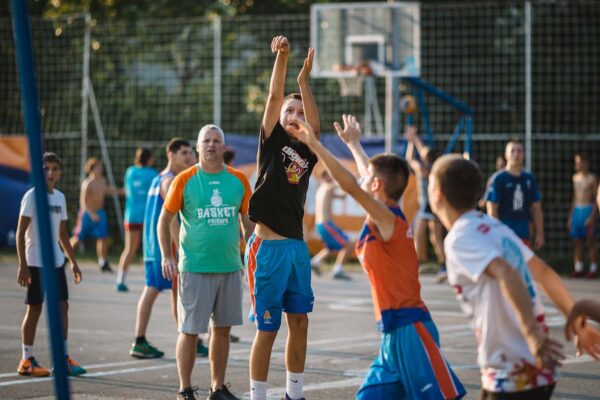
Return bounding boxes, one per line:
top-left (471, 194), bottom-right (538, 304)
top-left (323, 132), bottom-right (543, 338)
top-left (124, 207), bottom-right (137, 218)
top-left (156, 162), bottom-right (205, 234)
top-left (311, 2), bottom-right (421, 78)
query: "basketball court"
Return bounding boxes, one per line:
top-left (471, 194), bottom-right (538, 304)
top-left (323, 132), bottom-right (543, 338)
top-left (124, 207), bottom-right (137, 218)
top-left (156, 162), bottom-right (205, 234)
top-left (0, 259), bottom-right (598, 400)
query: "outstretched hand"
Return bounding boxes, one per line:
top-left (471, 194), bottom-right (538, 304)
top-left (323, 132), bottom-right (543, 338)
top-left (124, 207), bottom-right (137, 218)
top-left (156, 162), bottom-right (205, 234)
top-left (298, 48), bottom-right (314, 85)
top-left (572, 323), bottom-right (600, 360)
top-left (404, 125), bottom-right (417, 142)
top-left (334, 114), bottom-right (362, 145)
top-left (287, 119), bottom-right (317, 146)
top-left (271, 35), bottom-right (290, 54)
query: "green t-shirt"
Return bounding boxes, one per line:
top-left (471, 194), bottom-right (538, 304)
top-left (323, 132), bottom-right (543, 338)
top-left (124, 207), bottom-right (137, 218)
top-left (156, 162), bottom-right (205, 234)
top-left (164, 164), bottom-right (251, 273)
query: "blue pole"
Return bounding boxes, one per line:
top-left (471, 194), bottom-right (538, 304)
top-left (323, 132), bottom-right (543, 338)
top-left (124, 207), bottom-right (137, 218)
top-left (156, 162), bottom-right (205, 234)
top-left (444, 116), bottom-right (466, 155)
top-left (10, 1), bottom-right (70, 398)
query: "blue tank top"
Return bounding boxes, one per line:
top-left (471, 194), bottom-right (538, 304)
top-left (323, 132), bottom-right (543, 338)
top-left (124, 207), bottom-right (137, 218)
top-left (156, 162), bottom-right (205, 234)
top-left (143, 171), bottom-right (174, 262)
top-left (124, 166), bottom-right (158, 224)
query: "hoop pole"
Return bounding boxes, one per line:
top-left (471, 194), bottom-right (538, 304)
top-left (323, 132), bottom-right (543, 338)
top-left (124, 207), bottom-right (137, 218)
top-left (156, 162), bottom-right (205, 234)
top-left (213, 15), bottom-right (222, 127)
top-left (444, 116), bottom-right (466, 155)
top-left (10, 1), bottom-right (70, 397)
top-left (80, 13), bottom-right (91, 183)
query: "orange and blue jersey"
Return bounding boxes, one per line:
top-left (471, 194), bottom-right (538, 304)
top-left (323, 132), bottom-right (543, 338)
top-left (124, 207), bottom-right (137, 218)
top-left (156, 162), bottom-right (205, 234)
top-left (355, 205), bottom-right (429, 331)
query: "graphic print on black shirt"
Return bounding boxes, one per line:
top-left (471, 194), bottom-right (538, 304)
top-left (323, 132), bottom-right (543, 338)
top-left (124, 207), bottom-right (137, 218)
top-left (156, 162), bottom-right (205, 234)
top-left (249, 121), bottom-right (317, 239)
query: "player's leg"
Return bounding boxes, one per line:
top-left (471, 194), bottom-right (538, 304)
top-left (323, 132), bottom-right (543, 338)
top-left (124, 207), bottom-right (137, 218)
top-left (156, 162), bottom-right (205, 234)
top-left (209, 326), bottom-right (231, 393)
top-left (414, 217), bottom-right (428, 262)
top-left (572, 239), bottom-right (585, 277)
top-left (309, 247), bottom-right (329, 275)
top-left (247, 235), bottom-right (290, 400)
top-left (428, 220), bottom-right (447, 283)
top-left (116, 228), bottom-right (141, 291)
top-left (177, 332), bottom-right (198, 391)
top-left (284, 313), bottom-right (308, 399)
top-left (332, 240), bottom-right (354, 280)
top-left (322, 221), bottom-right (352, 280)
top-left (587, 234), bottom-right (598, 278)
top-left (18, 268), bottom-right (49, 377)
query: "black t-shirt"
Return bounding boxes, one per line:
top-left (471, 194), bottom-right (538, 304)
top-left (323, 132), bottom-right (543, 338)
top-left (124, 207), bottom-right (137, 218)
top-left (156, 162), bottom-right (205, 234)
top-left (248, 121), bottom-right (318, 239)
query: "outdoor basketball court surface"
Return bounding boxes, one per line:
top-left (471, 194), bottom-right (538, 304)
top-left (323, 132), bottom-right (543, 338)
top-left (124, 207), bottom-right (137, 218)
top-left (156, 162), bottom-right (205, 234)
top-left (0, 258), bottom-right (598, 400)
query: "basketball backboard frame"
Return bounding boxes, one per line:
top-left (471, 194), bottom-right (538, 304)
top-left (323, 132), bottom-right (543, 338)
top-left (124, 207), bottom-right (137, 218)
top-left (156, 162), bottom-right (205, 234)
top-left (310, 2), bottom-right (421, 79)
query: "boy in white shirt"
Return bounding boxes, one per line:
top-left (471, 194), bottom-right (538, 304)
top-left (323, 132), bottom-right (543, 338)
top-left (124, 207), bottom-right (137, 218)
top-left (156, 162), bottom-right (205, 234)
top-left (428, 154), bottom-right (600, 399)
top-left (16, 152), bottom-right (86, 377)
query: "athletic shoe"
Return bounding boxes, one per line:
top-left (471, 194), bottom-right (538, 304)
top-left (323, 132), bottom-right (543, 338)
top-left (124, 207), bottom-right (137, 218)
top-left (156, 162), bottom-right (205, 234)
top-left (116, 283), bottom-right (129, 292)
top-left (281, 394), bottom-right (305, 400)
top-left (196, 341), bottom-right (209, 357)
top-left (66, 357), bottom-right (87, 376)
top-left (207, 383), bottom-right (240, 400)
top-left (178, 386), bottom-right (199, 400)
top-left (331, 269), bottom-right (352, 280)
top-left (569, 271), bottom-right (586, 278)
top-left (586, 271), bottom-right (598, 279)
top-left (17, 357), bottom-right (50, 377)
top-left (310, 262), bottom-right (321, 276)
top-left (130, 341), bottom-right (164, 359)
top-left (436, 270), bottom-right (448, 284)
top-left (100, 261), bottom-right (113, 273)
top-left (229, 334), bottom-right (240, 343)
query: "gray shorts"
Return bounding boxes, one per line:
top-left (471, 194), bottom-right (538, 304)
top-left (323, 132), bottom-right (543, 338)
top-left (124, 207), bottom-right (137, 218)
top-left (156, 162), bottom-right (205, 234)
top-left (178, 270), bottom-right (243, 335)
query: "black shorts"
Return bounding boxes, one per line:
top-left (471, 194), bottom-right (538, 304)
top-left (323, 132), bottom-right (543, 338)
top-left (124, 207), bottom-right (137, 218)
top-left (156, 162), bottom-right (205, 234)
top-left (26, 266), bottom-right (69, 305)
top-left (479, 384), bottom-right (555, 400)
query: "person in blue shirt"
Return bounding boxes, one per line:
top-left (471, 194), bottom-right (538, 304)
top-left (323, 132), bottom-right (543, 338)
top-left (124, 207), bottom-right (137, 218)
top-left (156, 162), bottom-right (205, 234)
top-left (115, 148), bottom-right (158, 292)
top-left (486, 141), bottom-right (544, 249)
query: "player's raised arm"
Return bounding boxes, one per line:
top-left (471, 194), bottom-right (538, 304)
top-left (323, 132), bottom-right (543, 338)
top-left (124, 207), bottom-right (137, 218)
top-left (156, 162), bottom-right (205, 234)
top-left (334, 114), bottom-right (369, 178)
top-left (297, 47), bottom-right (320, 139)
top-left (262, 36), bottom-right (290, 139)
top-left (289, 120), bottom-right (396, 241)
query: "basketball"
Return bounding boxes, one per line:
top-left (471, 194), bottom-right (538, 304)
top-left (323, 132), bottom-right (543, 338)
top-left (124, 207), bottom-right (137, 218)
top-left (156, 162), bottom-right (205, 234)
top-left (400, 95), bottom-right (418, 114)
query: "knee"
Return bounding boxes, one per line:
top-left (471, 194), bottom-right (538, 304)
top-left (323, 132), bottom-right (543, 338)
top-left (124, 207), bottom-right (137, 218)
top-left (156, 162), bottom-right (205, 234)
top-left (212, 326), bottom-right (231, 338)
top-left (27, 304), bottom-right (43, 317)
top-left (287, 314), bottom-right (309, 334)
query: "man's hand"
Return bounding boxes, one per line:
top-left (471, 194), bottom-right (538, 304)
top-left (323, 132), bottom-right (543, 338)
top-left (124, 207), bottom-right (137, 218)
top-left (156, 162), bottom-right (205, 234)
top-left (162, 256), bottom-right (178, 281)
top-left (90, 211), bottom-right (100, 223)
top-left (534, 335), bottom-right (565, 369)
top-left (334, 114), bottom-right (362, 146)
top-left (271, 35), bottom-right (289, 54)
top-left (572, 323), bottom-right (600, 360)
top-left (534, 233), bottom-right (544, 250)
top-left (71, 262), bottom-right (82, 284)
top-left (297, 47), bottom-right (313, 85)
top-left (17, 264), bottom-right (31, 287)
top-left (287, 120), bottom-right (317, 146)
top-left (404, 125), bottom-right (417, 142)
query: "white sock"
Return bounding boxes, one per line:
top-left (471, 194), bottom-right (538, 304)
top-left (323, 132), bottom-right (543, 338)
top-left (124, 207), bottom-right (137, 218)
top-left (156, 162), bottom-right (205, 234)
top-left (22, 344), bottom-right (33, 360)
top-left (575, 261), bottom-right (584, 272)
top-left (250, 379), bottom-right (267, 400)
top-left (286, 372), bottom-right (304, 400)
top-left (117, 270), bottom-right (126, 285)
top-left (99, 257), bottom-right (106, 266)
top-left (590, 263), bottom-right (598, 273)
top-left (332, 264), bottom-right (343, 273)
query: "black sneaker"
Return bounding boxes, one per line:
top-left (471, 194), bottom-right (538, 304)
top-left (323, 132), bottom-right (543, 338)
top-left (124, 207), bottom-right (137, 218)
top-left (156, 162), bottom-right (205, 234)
top-left (178, 386), bottom-right (199, 400)
top-left (207, 383), bottom-right (240, 400)
top-left (229, 334), bottom-right (240, 343)
top-left (100, 261), bottom-right (113, 273)
top-left (281, 394), bottom-right (305, 400)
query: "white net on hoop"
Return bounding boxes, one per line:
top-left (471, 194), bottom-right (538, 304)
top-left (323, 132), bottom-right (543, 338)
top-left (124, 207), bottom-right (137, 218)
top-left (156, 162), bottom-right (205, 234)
top-left (337, 74), bottom-right (367, 97)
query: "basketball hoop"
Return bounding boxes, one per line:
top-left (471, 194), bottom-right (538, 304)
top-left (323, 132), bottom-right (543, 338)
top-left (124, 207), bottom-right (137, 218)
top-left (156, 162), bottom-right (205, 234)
top-left (337, 73), bottom-right (366, 97)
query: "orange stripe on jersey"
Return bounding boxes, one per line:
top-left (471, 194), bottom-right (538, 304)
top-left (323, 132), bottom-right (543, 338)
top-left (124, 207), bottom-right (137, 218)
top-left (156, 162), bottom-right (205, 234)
top-left (163, 165), bottom-right (198, 214)
top-left (247, 236), bottom-right (262, 319)
top-left (414, 322), bottom-right (459, 399)
top-left (226, 165), bottom-right (252, 215)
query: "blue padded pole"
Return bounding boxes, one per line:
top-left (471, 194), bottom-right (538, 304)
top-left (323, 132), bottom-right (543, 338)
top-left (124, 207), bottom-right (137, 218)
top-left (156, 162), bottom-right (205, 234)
top-left (11, 1), bottom-right (70, 398)
top-left (407, 77), bottom-right (475, 115)
top-left (413, 87), bottom-right (434, 147)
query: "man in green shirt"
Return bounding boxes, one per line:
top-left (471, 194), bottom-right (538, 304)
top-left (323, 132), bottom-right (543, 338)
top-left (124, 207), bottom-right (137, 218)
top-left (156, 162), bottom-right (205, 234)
top-left (159, 124), bottom-right (254, 400)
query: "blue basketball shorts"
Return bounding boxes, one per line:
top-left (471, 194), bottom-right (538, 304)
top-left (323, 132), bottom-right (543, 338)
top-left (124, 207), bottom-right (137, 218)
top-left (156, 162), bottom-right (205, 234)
top-left (245, 233), bottom-right (314, 331)
top-left (357, 320), bottom-right (466, 400)
top-left (144, 260), bottom-right (174, 292)
top-left (73, 209), bottom-right (108, 240)
top-left (570, 204), bottom-right (594, 239)
top-left (316, 220), bottom-right (349, 251)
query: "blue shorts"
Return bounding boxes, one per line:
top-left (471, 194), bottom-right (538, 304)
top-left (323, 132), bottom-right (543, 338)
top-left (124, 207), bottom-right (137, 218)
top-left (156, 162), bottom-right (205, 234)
top-left (245, 233), bottom-right (314, 331)
top-left (144, 260), bottom-right (173, 291)
top-left (316, 220), bottom-right (349, 251)
top-left (570, 205), bottom-right (594, 239)
top-left (74, 209), bottom-right (108, 240)
top-left (357, 320), bottom-right (466, 400)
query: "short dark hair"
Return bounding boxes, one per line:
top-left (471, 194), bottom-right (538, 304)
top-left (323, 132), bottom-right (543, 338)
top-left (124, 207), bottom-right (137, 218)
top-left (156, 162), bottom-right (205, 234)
top-left (134, 147), bottom-right (153, 166)
top-left (223, 148), bottom-right (236, 165)
top-left (85, 157), bottom-right (100, 174)
top-left (369, 153), bottom-right (410, 202)
top-left (284, 93), bottom-right (302, 101)
top-left (431, 154), bottom-right (483, 211)
top-left (43, 152), bottom-right (61, 167)
top-left (166, 138), bottom-right (190, 154)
